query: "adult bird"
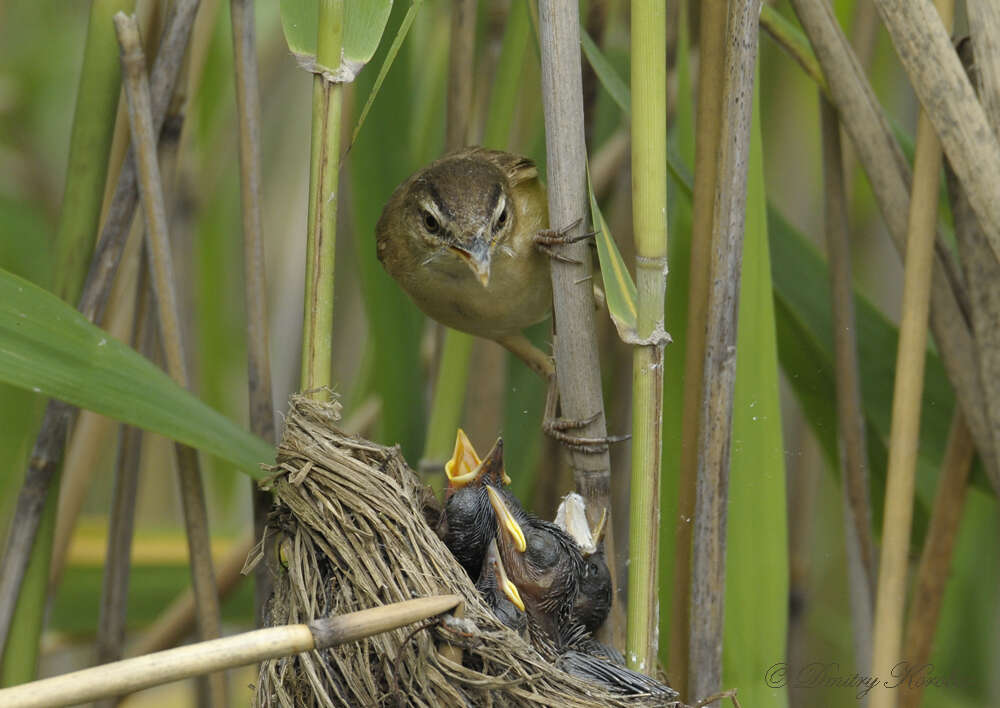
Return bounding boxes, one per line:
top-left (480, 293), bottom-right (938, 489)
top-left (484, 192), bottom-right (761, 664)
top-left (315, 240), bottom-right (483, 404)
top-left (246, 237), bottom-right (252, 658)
top-left (376, 148), bottom-right (620, 452)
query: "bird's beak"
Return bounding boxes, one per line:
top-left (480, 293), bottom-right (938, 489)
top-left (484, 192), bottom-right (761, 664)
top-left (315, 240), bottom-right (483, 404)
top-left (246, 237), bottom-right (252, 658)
top-left (487, 486), bottom-right (527, 553)
top-left (479, 437), bottom-right (512, 487)
top-left (451, 234), bottom-right (491, 287)
top-left (445, 428), bottom-right (481, 489)
top-left (486, 540), bottom-right (525, 612)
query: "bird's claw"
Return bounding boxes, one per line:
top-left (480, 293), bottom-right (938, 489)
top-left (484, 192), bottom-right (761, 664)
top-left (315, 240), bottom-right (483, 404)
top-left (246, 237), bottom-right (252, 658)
top-left (534, 218), bottom-right (596, 265)
top-left (542, 414), bottom-right (630, 454)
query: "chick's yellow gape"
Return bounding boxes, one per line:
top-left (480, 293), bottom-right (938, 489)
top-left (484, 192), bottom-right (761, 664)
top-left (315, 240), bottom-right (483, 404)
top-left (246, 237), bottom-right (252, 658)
top-left (376, 148), bottom-right (552, 339)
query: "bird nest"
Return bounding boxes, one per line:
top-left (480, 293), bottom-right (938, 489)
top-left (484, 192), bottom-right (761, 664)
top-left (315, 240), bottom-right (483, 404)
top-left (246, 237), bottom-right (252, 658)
top-left (251, 394), bottom-right (679, 707)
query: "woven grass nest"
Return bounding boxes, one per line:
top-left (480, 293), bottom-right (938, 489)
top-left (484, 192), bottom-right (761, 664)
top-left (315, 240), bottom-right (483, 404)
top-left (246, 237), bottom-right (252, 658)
top-left (251, 395), bottom-right (681, 707)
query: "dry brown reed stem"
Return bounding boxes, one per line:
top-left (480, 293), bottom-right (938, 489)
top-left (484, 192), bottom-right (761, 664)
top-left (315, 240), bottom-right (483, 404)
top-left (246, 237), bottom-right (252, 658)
top-left (967, 2), bottom-right (1000, 123)
top-left (114, 13), bottom-right (225, 706)
top-left (0, 596), bottom-right (463, 708)
top-left (872, 0), bottom-right (1000, 266)
top-left (95, 266), bottom-right (152, 684)
top-left (0, 0), bottom-right (201, 658)
top-left (787, 0), bottom-right (999, 491)
top-left (254, 396), bottom-right (677, 706)
top-left (688, 0), bottom-right (761, 699)
top-left (537, 0), bottom-right (621, 646)
top-left (818, 99), bottom-right (875, 663)
top-left (229, 0), bottom-right (276, 629)
top-left (951, 32), bottom-right (1000, 472)
top-left (870, 3), bottom-right (953, 704)
top-left (669, 0), bottom-right (726, 698)
top-left (897, 412), bottom-right (972, 708)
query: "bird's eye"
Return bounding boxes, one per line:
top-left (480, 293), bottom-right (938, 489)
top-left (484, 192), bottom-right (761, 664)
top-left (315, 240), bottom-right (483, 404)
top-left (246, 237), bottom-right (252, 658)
top-left (423, 211), bottom-right (440, 234)
top-left (497, 208), bottom-right (508, 226)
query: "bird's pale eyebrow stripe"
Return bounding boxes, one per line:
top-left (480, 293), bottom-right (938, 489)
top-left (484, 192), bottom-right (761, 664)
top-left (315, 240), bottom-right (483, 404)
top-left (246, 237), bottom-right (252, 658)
top-left (426, 182), bottom-right (454, 220)
top-left (487, 182), bottom-right (502, 216)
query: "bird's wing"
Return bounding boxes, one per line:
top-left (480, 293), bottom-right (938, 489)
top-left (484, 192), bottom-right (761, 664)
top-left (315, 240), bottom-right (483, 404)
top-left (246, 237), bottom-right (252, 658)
top-left (556, 650), bottom-right (679, 699)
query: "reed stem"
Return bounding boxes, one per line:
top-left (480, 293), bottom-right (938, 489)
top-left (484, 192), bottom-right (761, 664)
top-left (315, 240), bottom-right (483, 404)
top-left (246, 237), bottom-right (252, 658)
top-left (870, 3), bottom-right (953, 704)
top-left (626, 0), bottom-right (667, 674)
top-left (300, 0), bottom-right (344, 397)
top-left (688, 0), bottom-right (762, 698)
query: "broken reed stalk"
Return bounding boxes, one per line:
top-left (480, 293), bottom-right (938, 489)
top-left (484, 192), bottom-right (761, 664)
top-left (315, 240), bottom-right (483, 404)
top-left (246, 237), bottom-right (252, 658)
top-left (818, 98), bottom-right (875, 667)
top-left (0, 0), bottom-right (201, 670)
top-left (299, 0), bottom-right (343, 398)
top-left (897, 412), bottom-right (972, 708)
top-left (787, 0), bottom-right (999, 492)
top-left (626, 0), bottom-right (667, 674)
top-left (114, 13), bottom-right (226, 706)
top-left (869, 2), bottom-right (953, 703)
top-left (688, 0), bottom-right (761, 699)
top-left (228, 0), bottom-right (276, 628)
top-left (537, 0), bottom-right (621, 646)
top-left (0, 596), bottom-right (462, 708)
top-left (94, 264), bottom-right (151, 679)
top-left (871, 0), bottom-right (1000, 266)
top-left (51, 91), bottom-right (182, 594)
top-left (669, 0), bottom-right (726, 698)
top-left (420, 0), bottom-right (477, 475)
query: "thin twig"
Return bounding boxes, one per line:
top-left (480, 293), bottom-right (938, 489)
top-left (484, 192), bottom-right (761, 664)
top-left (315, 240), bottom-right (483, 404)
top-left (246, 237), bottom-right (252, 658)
top-left (0, 596), bottom-right (462, 708)
top-left (688, 0), bottom-right (762, 699)
top-left (869, 2), bottom-right (953, 703)
top-left (818, 98), bottom-right (875, 668)
top-left (229, 0), bottom-right (276, 629)
top-left (759, 5), bottom-right (830, 98)
top-left (669, 0), bottom-right (727, 698)
top-left (114, 13), bottom-right (226, 706)
top-left (537, 0), bottom-right (622, 647)
top-left (0, 0), bottom-right (201, 661)
top-left (94, 263), bottom-right (152, 687)
top-left (788, 0), bottom-right (998, 491)
top-left (898, 412), bottom-right (972, 708)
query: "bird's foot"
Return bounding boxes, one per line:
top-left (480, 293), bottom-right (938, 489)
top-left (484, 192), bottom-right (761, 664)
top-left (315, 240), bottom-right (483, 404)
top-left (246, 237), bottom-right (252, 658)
top-left (543, 383), bottom-right (629, 454)
top-left (534, 218), bottom-right (595, 265)
top-left (543, 414), bottom-right (629, 454)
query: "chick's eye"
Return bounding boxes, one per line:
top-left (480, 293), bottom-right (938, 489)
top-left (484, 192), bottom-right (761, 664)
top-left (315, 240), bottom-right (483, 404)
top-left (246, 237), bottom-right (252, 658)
top-left (498, 208), bottom-right (508, 225)
top-left (422, 211), bottom-right (440, 234)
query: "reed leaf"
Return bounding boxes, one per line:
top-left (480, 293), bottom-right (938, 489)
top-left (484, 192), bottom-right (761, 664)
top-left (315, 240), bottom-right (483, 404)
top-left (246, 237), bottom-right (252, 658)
top-left (0, 268), bottom-right (274, 476)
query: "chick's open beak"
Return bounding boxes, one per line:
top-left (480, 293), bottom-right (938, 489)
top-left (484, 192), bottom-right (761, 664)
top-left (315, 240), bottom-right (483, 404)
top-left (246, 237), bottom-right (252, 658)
top-left (445, 428), bottom-right (481, 489)
top-left (487, 486), bottom-right (527, 553)
top-left (451, 235), bottom-right (491, 287)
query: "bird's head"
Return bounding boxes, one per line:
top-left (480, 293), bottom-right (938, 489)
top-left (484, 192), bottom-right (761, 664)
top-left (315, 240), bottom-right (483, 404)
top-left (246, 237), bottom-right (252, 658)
top-left (404, 156), bottom-right (514, 287)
